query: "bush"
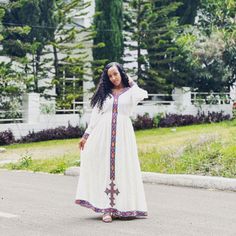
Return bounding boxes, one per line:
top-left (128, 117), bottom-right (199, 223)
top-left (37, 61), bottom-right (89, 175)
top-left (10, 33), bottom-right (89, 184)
top-left (132, 111), bottom-right (231, 130)
top-left (132, 113), bottom-right (154, 130)
top-left (18, 124), bottom-right (85, 143)
top-left (159, 114), bottom-right (198, 127)
top-left (0, 129), bottom-right (15, 145)
top-left (0, 111), bottom-right (231, 145)
top-left (233, 102), bottom-right (236, 119)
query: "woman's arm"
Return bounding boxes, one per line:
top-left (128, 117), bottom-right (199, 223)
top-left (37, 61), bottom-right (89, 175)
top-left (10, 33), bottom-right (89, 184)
top-left (82, 104), bottom-right (102, 139)
top-left (79, 104), bottom-right (102, 150)
top-left (127, 75), bottom-right (148, 105)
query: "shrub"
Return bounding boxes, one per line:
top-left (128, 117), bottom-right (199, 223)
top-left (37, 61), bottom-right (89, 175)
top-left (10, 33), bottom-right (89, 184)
top-left (18, 123), bottom-right (85, 143)
top-left (132, 111), bottom-right (231, 130)
top-left (0, 129), bottom-right (15, 145)
top-left (233, 102), bottom-right (236, 119)
top-left (132, 113), bottom-right (154, 130)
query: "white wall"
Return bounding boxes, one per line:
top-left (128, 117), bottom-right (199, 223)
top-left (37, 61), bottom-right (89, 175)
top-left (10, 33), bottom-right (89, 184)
top-left (0, 114), bottom-right (83, 139)
top-left (0, 103), bottom-right (232, 139)
top-left (135, 103), bottom-right (232, 118)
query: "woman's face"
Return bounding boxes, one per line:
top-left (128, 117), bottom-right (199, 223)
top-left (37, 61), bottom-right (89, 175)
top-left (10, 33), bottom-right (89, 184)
top-left (107, 66), bottom-right (123, 88)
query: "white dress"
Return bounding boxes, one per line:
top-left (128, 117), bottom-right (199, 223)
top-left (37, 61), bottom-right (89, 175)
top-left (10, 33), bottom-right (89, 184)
top-left (75, 82), bottom-right (148, 217)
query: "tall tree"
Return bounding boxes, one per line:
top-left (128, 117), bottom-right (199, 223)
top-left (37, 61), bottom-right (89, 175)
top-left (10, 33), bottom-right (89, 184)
top-left (1, 0), bottom-right (58, 92)
top-left (92, 0), bottom-right (124, 83)
top-left (0, 0), bottom-right (94, 109)
top-left (123, 0), bottom-right (184, 93)
top-left (144, 0), bottom-right (182, 93)
top-left (123, 0), bottom-right (151, 85)
top-left (176, 0), bottom-right (200, 25)
top-left (50, 0), bottom-right (93, 109)
top-left (173, 0), bottom-right (236, 92)
top-left (198, 0), bottom-right (236, 34)
top-left (0, 7), bottom-right (25, 119)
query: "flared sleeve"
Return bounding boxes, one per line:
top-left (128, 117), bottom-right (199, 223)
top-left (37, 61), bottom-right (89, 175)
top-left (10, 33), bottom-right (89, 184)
top-left (82, 103), bottom-right (102, 140)
top-left (129, 81), bottom-right (148, 106)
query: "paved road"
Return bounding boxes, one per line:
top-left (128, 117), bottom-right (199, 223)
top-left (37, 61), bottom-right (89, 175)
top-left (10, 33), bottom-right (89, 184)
top-left (0, 169), bottom-right (236, 236)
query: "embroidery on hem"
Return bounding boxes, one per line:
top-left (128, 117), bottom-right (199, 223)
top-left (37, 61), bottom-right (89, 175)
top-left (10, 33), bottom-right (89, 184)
top-left (75, 199), bottom-right (148, 217)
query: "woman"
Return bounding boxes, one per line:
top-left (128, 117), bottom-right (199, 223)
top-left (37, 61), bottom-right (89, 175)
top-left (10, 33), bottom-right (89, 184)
top-left (75, 62), bottom-right (148, 223)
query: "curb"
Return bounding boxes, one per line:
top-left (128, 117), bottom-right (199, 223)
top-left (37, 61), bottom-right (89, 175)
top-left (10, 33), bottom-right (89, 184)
top-left (65, 167), bottom-right (236, 192)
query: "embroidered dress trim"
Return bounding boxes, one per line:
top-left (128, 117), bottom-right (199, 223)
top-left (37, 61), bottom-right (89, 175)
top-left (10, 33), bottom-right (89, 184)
top-left (82, 132), bottom-right (89, 140)
top-left (75, 199), bottom-right (148, 217)
top-left (104, 86), bottom-right (130, 207)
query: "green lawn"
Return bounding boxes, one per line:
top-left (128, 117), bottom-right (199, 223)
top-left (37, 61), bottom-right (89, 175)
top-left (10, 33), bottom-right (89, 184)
top-left (1, 119), bottom-right (236, 177)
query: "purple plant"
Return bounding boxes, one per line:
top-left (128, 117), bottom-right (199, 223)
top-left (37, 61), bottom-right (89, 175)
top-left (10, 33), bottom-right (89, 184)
top-left (132, 113), bottom-right (154, 130)
top-left (132, 111), bottom-right (231, 130)
top-left (0, 129), bottom-right (15, 145)
top-left (18, 123), bottom-right (85, 143)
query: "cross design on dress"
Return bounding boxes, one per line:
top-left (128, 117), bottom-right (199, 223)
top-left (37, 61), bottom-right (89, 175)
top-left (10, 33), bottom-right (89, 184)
top-left (104, 180), bottom-right (120, 207)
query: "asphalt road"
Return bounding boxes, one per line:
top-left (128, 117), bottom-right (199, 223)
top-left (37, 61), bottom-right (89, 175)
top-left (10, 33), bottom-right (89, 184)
top-left (0, 169), bottom-right (236, 236)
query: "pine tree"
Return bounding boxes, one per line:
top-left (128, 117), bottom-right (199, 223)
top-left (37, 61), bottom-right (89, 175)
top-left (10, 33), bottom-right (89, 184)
top-left (176, 0), bottom-right (199, 25)
top-left (143, 0), bottom-right (182, 93)
top-left (123, 0), bottom-right (184, 93)
top-left (123, 0), bottom-right (151, 85)
top-left (50, 0), bottom-right (94, 109)
top-left (0, 0), bottom-right (94, 108)
top-left (1, 0), bottom-right (58, 92)
top-left (93, 0), bottom-right (124, 84)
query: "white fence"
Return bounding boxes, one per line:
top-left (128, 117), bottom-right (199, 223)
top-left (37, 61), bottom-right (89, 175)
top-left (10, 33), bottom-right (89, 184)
top-left (0, 87), bottom-right (234, 139)
top-left (0, 94), bottom-right (24, 124)
top-left (0, 110), bottom-right (24, 123)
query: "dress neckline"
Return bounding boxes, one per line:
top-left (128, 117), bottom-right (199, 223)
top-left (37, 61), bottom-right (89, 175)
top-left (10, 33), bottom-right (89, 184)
top-left (111, 87), bottom-right (130, 97)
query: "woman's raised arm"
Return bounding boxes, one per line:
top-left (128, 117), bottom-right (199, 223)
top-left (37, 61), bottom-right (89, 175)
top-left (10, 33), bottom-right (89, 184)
top-left (128, 77), bottom-right (148, 106)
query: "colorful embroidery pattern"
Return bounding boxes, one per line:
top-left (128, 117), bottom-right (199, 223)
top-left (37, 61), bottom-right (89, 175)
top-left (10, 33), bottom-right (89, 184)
top-left (110, 95), bottom-right (118, 180)
top-left (104, 87), bottom-right (130, 207)
top-left (82, 132), bottom-right (89, 140)
top-left (104, 180), bottom-right (120, 207)
top-left (75, 199), bottom-right (148, 217)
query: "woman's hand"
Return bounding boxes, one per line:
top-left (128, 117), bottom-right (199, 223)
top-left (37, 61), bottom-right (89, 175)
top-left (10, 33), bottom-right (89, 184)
top-left (79, 138), bottom-right (87, 150)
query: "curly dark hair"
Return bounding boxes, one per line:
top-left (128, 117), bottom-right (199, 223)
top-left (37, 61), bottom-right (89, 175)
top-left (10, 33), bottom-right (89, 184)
top-left (90, 62), bottom-right (130, 111)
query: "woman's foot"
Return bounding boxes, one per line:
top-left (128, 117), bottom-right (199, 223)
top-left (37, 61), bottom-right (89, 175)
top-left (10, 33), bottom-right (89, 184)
top-left (102, 213), bottom-right (112, 223)
top-left (111, 213), bottom-right (120, 219)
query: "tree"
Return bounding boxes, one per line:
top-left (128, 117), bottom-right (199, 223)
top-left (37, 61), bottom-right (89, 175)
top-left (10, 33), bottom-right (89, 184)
top-left (198, 0), bottom-right (236, 34)
top-left (144, 0), bottom-right (182, 93)
top-left (92, 0), bottom-right (124, 83)
top-left (176, 0), bottom-right (200, 25)
top-left (1, 0), bottom-right (58, 92)
top-left (0, 5), bottom-right (24, 119)
top-left (123, 0), bottom-right (151, 84)
top-left (50, 0), bottom-right (93, 109)
top-left (173, 0), bottom-right (236, 92)
top-left (0, 61), bottom-right (26, 119)
top-left (176, 29), bottom-right (235, 92)
top-left (0, 0), bottom-right (94, 109)
top-left (123, 0), bottom-right (183, 93)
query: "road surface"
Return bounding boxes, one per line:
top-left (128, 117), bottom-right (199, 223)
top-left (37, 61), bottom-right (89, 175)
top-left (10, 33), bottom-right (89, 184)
top-left (0, 169), bottom-right (236, 236)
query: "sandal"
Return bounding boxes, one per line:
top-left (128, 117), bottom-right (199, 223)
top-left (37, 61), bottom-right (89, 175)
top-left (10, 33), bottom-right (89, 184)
top-left (111, 213), bottom-right (120, 219)
top-left (102, 213), bottom-right (112, 223)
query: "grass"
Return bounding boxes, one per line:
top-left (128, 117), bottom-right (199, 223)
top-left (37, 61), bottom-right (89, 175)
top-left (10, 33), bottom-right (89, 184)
top-left (1, 119), bottom-right (236, 177)
top-left (4, 153), bottom-right (80, 174)
top-left (3, 138), bottom-right (79, 150)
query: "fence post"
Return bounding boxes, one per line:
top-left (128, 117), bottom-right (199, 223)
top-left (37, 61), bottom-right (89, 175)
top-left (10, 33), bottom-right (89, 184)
top-left (172, 87), bottom-right (191, 106)
top-left (22, 93), bottom-right (40, 123)
top-left (230, 84), bottom-right (236, 101)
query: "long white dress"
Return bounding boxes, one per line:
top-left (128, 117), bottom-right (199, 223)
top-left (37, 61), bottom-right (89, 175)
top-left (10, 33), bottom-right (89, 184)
top-left (75, 82), bottom-right (148, 217)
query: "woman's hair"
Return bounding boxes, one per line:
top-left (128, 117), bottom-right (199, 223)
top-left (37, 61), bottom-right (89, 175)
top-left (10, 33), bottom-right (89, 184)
top-left (90, 62), bottom-right (130, 110)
